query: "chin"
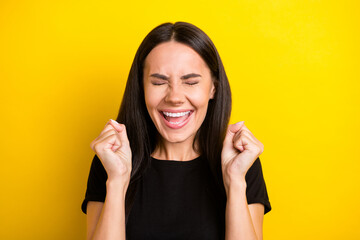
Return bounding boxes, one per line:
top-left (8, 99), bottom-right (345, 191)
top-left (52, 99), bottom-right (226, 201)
top-left (159, 131), bottom-right (195, 144)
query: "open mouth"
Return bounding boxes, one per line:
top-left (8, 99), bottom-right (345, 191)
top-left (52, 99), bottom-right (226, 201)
top-left (159, 110), bottom-right (194, 129)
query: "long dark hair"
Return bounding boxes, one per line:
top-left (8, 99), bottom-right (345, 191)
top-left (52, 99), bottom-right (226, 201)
top-left (115, 21), bottom-right (232, 225)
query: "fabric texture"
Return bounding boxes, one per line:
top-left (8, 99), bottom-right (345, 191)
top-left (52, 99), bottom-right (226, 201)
top-left (81, 154), bottom-right (272, 239)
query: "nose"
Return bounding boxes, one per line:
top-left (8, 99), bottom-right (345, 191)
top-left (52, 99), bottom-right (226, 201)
top-left (164, 84), bottom-right (185, 105)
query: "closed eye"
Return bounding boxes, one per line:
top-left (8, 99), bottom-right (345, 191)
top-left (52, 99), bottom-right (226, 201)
top-left (185, 82), bottom-right (199, 85)
top-left (151, 80), bottom-right (167, 85)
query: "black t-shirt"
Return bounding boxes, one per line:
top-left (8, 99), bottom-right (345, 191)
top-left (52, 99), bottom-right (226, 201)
top-left (81, 154), bottom-right (272, 239)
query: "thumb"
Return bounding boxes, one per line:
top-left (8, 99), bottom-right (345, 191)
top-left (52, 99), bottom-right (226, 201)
top-left (109, 119), bottom-right (130, 147)
top-left (110, 119), bottom-right (123, 132)
top-left (223, 121), bottom-right (245, 149)
top-left (116, 123), bottom-right (130, 147)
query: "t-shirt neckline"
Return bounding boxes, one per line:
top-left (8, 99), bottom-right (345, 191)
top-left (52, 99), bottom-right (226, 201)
top-left (150, 155), bottom-right (203, 167)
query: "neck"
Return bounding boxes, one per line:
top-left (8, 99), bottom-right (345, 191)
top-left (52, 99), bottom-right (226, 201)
top-left (151, 135), bottom-right (200, 161)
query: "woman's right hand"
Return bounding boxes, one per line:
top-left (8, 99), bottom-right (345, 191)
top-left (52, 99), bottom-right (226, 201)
top-left (90, 119), bottom-right (132, 185)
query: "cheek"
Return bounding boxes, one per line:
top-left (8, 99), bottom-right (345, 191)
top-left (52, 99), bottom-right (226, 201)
top-left (144, 89), bottom-right (162, 111)
top-left (191, 91), bottom-right (211, 111)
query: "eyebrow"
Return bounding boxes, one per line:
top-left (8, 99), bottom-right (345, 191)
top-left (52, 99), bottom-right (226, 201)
top-left (149, 73), bottom-right (202, 80)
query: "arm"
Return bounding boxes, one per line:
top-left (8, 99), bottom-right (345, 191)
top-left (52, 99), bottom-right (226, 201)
top-left (225, 179), bottom-right (264, 240)
top-left (86, 201), bottom-right (103, 240)
top-left (87, 120), bottom-right (132, 240)
top-left (87, 180), bottom-right (128, 240)
top-left (221, 122), bottom-right (266, 240)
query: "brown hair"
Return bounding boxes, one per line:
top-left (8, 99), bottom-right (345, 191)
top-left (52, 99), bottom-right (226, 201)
top-left (115, 21), bottom-right (232, 224)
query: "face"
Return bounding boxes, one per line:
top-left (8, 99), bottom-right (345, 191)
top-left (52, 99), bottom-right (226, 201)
top-left (143, 41), bottom-right (216, 145)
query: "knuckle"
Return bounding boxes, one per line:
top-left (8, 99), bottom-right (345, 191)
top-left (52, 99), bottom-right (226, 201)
top-left (258, 141), bottom-right (263, 150)
top-left (93, 142), bottom-right (101, 152)
top-left (256, 145), bottom-right (262, 154)
top-left (90, 140), bottom-right (95, 150)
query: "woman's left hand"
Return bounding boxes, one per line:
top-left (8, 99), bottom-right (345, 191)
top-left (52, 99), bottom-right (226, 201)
top-left (221, 121), bottom-right (264, 192)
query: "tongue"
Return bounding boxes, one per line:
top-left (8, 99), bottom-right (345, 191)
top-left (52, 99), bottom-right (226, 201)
top-left (166, 114), bottom-right (189, 123)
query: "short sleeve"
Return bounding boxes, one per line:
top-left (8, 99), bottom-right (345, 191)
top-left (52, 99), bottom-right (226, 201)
top-left (245, 157), bottom-right (272, 215)
top-left (81, 154), bottom-right (108, 214)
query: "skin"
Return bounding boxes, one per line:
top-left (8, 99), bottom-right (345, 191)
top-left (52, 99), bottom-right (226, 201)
top-left (222, 121), bottom-right (265, 239)
top-left (143, 40), bottom-right (215, 161)
top-left (86, 40), bottom-right (266, 240)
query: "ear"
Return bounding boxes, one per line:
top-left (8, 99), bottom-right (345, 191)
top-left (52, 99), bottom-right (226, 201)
top-left (210, 82), bottom-right (216, 99)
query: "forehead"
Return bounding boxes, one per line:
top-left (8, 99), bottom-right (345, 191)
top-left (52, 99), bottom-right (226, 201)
top-left (143, 41), bottom-right (210, 75)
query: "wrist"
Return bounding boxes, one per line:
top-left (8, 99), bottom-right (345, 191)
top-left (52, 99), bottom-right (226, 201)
top-left (225, 177), bottom-right (247, 196)
top-left (106, 178), bottom-right (129, 197)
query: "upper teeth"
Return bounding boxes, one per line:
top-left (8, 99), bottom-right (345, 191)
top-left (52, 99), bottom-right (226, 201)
top-left (162, 111), bottom-right (191, 117)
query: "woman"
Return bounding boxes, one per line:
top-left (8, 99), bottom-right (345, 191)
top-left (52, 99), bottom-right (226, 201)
top-left (82, 21), bottom-right (271, 240)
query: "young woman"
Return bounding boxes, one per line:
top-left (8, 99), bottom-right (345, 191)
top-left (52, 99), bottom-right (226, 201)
top-left (82, 21), bottom-right (271, 240)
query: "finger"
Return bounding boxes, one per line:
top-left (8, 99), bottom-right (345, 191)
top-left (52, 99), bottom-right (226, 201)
top-left (98, 129), bottom-right (123, 153)
top-left (117, 124), bottom-right (130, 147)
top-left (101, 133), bottom-right (121, 152)
top-left (233, 125), bottom-right (259, 145)
top-left (99, 119), bottom-right (123, 139)
top-left (91, 120), bottom-right (118, 145)
top-left (234, 133), bottom-right (262, 154)
top-left (233, 133), bottom-right (252, 152)
top-left (241, 129), bottom-right (263, 151)
top-left (109, 119), bottom-right (124, 133)
top-left (223, 121), bottom-right (245, 148)
top-left (90, 128), bottom-right (118, 151)
top-left (91, 133), bottom-right (115, 153)
top-left (90, 119), bottom-right (123, 149)
top-left (233, 128), bottom-right (254, 144)
top-left (107, 120), bottom-right (130, 149)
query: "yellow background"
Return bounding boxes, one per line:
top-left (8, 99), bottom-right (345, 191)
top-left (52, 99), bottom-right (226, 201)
top-left (1, 0), bottom-right (359, 239)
